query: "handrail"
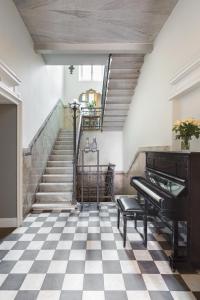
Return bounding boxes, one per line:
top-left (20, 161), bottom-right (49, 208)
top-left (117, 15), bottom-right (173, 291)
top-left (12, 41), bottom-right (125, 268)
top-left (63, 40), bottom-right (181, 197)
top-left (101, 54), bottom-right (112, 129)
top-left (76, 113), bottom-right (82, 161)
top-left (126, 145), bottom-right (170, 174)
top-left (24, 99), bottom-right (63, 156)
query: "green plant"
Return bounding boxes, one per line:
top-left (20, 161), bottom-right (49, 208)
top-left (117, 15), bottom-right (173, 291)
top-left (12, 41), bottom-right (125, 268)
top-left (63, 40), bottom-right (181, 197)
top-left (172, 118), bottom-right (200, 150)
top-left (87, 100), bottom-right (96, 110)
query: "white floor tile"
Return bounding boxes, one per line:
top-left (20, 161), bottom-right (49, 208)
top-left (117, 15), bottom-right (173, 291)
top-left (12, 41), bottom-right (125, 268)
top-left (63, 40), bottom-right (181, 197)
top-left (10, 261), bottom-right (33, 273)
top-left (104, 274), bottom-right (125, 290)
top-left (102, 250), bottom-right (119, 260)
top-left (88, 227), bottom-right (100, 233)
top-left (27, 241), bottom-right (44, 250)
top-left (0, 274), bottom-right (8, 286)
top-left (127, 291), bottom-right (151, 300)
top-left (56, 241), bottom-right (72, 250)
top-left (120, 260), bottom-right (141, 274)
top-left (0, 291), bottom-right (17, 300)
top-left (3, 250), bottom-right (23, 261)
top-left (69, 250), bottom-right (86, 260)
top-left (36, 250), bottom-right (55, 260)
top-left (30, 222), bottom-right (43, 228)
top-left (82, 291), bottom-right (105, 300)
top-left (13, 227), bottom-right (28, 234)
top-left (19, 234), bottom-right (35, 241)
top-left (53, 222), bottom-right (66, 227)
top-left (20, 274), bottom-right (45, 290)
top-left (86, 241), bottom-right (101, 250)
top-left (62, 274), bottom-right (84, 290)
top-left (47, 233), bottom-right (61, 241)
top-left (115, 240), bottom-right (132, 250)
top-left (38, 227), bottom-right (51, 234)
top-left (37, 290), bottom-right (61, 300)
top-left (101, 233), bottom-right (114, 241)
top-left (127, 233), bottom-right (143, 242)
top-left (85, 261), bottom-right (103, 274)
top-left (0, 241), bottom-right (16, 250)
top-left (147, 241), bottom-right (162, 250)
top-left (77, 221), bottom-right (88, 227)
top-left (63, 227), bottom-right (76, 233)
top-left (47, 260), bottom-right (68, 273)
top-left (74, 233), bottom-right (87, 241)
top-left (142, 274), bottom-right (169, 291)
top-left (133, 250), bottom-right (153, 261)
top-left (155, 261), bottom-right (174, 274)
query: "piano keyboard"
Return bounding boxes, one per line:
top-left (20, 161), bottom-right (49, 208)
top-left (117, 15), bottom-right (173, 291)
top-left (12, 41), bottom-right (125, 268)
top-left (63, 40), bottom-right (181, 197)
top-left (132, 179), bottom-right (163, 202)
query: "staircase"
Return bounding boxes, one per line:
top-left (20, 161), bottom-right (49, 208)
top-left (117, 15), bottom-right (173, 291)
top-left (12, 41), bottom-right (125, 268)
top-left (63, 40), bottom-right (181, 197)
top-left (32, 129), bottom-right (74, 211)
top-left (102, 54), bottom-right (144, 131)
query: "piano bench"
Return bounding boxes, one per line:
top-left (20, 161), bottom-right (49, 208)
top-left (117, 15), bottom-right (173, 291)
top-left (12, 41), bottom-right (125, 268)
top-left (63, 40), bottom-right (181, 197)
top-left (116, 197), bottom-right (146, 247)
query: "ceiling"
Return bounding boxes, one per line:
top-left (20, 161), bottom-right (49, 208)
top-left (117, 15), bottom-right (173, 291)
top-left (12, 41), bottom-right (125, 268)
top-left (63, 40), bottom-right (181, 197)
top-left (14, 0), bottom-right (178, 54)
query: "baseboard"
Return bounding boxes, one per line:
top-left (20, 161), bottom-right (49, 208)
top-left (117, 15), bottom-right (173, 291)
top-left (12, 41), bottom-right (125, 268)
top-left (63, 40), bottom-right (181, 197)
top-left (0, 218), bottom-right (17, 228)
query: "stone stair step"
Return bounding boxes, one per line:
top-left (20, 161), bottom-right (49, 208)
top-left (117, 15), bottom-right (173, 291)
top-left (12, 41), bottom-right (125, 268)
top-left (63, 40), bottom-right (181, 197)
top-left (43, 174), bottom-right (73, 182)
top-left (39, 183), bottom-right (72, 192)
top-left (47, 161), bottom-right (73, 167)
top-left (56, 137), bottom-right (73, 141)
top-left (45, 167), bottom-right (73, 174)
top-left (36, 192), bottom-right (72, 202)
top-left (49, 155), bottom-right (73, 161)
top-left (52, 150), bottom-right (73, 155)
top-left (54, 144), bottom-right (73, 150)
top-left (32, 202), bottom-right (74, 211)
top-left (55, 141), bottom-right (73, 146)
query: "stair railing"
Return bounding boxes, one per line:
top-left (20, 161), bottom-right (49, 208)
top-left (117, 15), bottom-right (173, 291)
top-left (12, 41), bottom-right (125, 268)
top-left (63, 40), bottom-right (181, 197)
top-left (72, 110), bottom-right (82, 205)
top-left (101, 54), bottom-right (112, 129)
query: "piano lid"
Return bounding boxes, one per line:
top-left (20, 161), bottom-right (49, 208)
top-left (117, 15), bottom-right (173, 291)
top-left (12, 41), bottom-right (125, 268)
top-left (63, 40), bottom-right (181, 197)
top-left (146, 170), bottom-right (185, 197)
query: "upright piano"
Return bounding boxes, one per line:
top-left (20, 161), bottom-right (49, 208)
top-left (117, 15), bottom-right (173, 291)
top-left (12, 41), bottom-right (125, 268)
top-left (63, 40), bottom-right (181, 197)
top-left (130, 151), bottom-right (200, 269)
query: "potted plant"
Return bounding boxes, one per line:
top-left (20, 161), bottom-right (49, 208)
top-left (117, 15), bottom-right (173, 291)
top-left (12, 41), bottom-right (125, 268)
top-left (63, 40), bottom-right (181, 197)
top-left (172, 118), bottom-right (200, 150)
top-left (87, 100), bottom-right (96, 115)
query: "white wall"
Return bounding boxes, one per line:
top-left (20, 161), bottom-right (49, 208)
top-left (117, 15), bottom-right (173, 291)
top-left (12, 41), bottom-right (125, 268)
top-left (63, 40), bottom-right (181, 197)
top-left (80, 131), bottom-right (123, 171)
top-left (123, 0), bottom-right (200, 171)
top-left (64, 66), bottom-right (103, 103)
top-left (0, 0), bottom-right (64, 148)
top-left (173, 88), bottom-right (200, 151)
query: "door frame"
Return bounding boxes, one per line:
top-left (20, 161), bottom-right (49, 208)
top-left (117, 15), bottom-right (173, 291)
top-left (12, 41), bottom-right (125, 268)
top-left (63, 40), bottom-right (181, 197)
top-left (0, 60), bottom-right (23, 227)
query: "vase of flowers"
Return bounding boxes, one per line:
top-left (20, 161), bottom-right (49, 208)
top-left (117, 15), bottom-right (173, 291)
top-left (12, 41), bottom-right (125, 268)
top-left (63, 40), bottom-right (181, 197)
top-left (172, 118), bottom-right (200, 150)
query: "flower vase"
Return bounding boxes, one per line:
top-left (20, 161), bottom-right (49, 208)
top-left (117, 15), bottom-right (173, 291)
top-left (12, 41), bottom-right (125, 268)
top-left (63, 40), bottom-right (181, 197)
top-left (181, 139), bottom-right (190, 150)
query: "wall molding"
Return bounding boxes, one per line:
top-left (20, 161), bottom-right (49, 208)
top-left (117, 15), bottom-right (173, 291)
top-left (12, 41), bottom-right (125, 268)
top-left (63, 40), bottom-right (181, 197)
top-left (169, 56), bottom-right (200, 100)
top-left (0, 218), bottom-right (17, 228)
top-left (0, 60), bottom-right (21, 104)
top-left (0, 59), bottom-right (23, 227)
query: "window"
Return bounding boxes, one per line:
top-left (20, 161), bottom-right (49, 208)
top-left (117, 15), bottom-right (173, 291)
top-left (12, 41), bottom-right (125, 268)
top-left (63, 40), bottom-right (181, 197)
top-left (79, 65), bottom-right (104, 81)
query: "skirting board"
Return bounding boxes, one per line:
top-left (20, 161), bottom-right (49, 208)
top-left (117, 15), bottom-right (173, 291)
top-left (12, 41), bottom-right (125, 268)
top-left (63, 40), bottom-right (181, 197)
top-left (0, 218), bottom-right (17, 228)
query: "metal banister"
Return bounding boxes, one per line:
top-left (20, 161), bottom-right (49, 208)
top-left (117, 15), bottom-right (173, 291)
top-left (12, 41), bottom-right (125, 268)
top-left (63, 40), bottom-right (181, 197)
top-left (101, 54), bottom-right (112, 129)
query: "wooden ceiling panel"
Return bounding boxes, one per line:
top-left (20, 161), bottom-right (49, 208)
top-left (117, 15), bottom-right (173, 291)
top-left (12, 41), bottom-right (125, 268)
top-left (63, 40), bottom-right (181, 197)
top-left (14, 0), bottom-right (178, 46)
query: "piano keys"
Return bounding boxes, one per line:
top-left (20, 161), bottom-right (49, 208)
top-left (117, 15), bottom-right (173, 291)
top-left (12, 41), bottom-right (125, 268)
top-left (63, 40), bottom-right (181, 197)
top-left (130, 151), bottom-right (200, 270)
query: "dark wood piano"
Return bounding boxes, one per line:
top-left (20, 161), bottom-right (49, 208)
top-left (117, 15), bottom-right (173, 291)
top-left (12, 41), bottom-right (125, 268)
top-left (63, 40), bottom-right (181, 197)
top-left (130, 151), bottom-right (200, 270)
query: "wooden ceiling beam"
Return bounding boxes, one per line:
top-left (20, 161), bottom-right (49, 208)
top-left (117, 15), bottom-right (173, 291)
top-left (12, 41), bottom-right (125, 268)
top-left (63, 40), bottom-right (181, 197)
top-left (35, 42), bottom-right (153, 55)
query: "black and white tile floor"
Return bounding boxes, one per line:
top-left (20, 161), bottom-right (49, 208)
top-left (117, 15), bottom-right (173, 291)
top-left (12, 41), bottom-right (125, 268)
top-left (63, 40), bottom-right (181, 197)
top-left (0, 203), bottom-right (200, 300)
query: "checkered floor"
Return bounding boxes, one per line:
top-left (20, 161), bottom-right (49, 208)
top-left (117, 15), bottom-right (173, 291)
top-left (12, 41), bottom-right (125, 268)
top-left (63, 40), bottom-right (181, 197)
top-left (0, 203), bottom-right (200, 300)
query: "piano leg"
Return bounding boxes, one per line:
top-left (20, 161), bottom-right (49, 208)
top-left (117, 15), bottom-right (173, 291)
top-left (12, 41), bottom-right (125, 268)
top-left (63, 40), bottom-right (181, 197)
top-left (134, 219), bottom-right (137, 229)
top-left (143, 198), bottom-right (148, 247)
top-left (123, 216), bottom-right (127, 247)
top-left (169, 220), bottom-right (178, 271)
top-left (117, 208), bottom-right (120, 229)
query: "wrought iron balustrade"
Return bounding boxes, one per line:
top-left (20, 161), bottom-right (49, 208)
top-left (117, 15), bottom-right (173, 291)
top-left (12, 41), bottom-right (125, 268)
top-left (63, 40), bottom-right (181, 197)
top-left (81, 107), bottom-right (103, 130)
